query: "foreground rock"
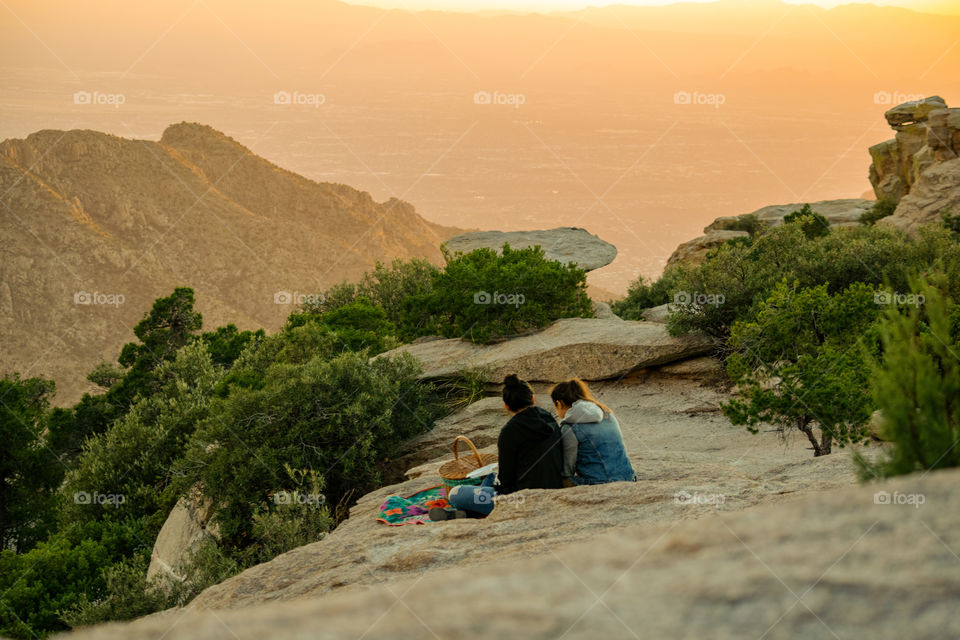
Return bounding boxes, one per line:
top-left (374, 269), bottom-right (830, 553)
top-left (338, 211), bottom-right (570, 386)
top-left (60, 378), bottom-right (957, 639)
top-left (868, 96), bottom-right (960, 231)
top-left (443, 227), bottom-right (618, 271)
top-left (378, 318), bottom-right (713, 382)
top-left (144, 377), bottom-right (863, 612)
top-left (146, 488), bottom-right (220, 588)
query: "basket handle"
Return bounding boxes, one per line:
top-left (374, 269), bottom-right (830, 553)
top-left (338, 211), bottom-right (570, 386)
top-left (452, 435), bottom-right (483, 467)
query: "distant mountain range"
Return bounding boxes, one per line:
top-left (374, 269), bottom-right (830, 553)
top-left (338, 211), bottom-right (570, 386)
top-left (0, 123), bottom-right (459, 403)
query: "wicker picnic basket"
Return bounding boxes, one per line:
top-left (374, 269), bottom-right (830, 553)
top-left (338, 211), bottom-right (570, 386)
top-left (438, 436), bottom-right (498, 493)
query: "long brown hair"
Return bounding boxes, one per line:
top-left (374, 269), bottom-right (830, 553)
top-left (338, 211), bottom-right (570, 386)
top-left (550, 379), bottom-right (611, 416)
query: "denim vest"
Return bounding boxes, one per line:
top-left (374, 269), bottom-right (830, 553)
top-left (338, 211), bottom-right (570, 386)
top-left (567, 412), bottom-right (637, 485)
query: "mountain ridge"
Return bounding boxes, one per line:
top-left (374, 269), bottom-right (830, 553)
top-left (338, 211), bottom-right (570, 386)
top-left (0, 122), bottom-right (461, 404)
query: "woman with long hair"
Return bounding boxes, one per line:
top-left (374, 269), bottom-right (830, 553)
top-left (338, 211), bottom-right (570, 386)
top-left (431, 374), bottom-right (564, 520)
top-left (550, 379), bottom-right (636, 485)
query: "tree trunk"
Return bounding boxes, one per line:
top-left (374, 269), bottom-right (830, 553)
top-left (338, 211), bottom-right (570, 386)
top-left (797, 419), bottom-right (825, 456)
top-left (818, 431), bottom-right (832, 457)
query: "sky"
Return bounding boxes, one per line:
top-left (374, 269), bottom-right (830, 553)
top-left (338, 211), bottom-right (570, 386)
top-left (340, 0), bottom-right (958, 14)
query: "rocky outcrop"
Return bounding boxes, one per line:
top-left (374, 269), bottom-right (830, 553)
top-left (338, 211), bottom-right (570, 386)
top-left (665, 229), bottom-right (748, 268)
top-left (377, 318), bottom-right (713, 382)
top-left (885, 159), bottom-right (960, 231)
top-left (147, 488), bottom-right (220, 587)
top-left (144, 377), bottom-right (862, 612)
top-left (668, 198), bottom-right (876, 269)
top-left (641, 303), bottom-right (672, 323)
top-left (867, 96), bottom-right (960, 231)
top-left (58, 376), bottom-right (958, 640)
top-left (591, 300), bottom-right (620, 320)
top-left (444, 227), bottom-right (618, 271)
top-left (705, 198), bottom-right (874, 232)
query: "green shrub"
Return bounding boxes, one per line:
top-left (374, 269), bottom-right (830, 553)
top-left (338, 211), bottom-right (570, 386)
top-left (431, 366), bottom-right (492, 413)
top-left (200, 324), bottom-right (265, 370)
top-left (47, 288), bottom-right (208, 459)
top-left (310, 258), bottom-right (438, 327)
top-left (62, 538), bottom-right (242, 631)
top-left (177, 350), bottom-right (438, 543)
top-left (214, 322), bottom-right (343, 396)
top-left (660, 223), bottom-right (914, 341)
top-left (857, 278), bottom-right (960, 478)
top-left (859, 198), bottom-right (897, 225)
top-left (0, 374), bottom-right (61, 553)
top-left (610, 269), bottom-right (683, 320)
top-left (60, 341), bottom-right (221, 536)
top-left (783, 204), bottom-right (830, 239)
top-left (942, 209), bottom-right (960, 236)
top-left (723, 213), bottom-right (766, 237)
top-left (722, 281), bottom-right (880, 456)
top-left (401, 245), bottom-right (593, 343)
top-left (0, 519), bottom-right (145, 639)
top-left (287, 297), bottom-right (397, 354)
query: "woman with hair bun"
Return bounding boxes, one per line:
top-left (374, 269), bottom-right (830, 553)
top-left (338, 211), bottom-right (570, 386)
top-left (431, 374), bottom-right (564, 520)
top-left (550, 378), bottom-right (636, 486)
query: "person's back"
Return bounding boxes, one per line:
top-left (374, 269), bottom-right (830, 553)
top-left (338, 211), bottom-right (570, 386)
top-left (437, 374), bottom-right (563, 521)
top-left (565, 407), bottom-right (636, 485)
top-left (498, 405), bottom-right (564, 494)
top-left (551, 380), bottom-right (637, 486)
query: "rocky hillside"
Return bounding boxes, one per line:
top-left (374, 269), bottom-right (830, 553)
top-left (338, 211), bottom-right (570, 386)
top-left (0, 123), bottom-right (458, 403)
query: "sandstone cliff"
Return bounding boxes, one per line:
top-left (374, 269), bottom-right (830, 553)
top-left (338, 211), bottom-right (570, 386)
top-left (869, 96), bottom-right (960, 231)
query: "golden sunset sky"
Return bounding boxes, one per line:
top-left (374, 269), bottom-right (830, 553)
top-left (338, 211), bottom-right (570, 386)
top-left (343, 0), bottom-right (959, 14)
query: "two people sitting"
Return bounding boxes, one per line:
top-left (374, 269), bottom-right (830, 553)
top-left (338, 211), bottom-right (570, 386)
top-left (432, 374), bottom-right (636, 521)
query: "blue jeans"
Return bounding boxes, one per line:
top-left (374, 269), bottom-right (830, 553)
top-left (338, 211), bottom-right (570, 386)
top-left (448, 473), bottom-right (496, 517)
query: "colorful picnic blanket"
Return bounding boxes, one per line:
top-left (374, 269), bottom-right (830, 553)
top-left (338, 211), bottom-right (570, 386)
top-left (377, 485), bottom-right (449, 526)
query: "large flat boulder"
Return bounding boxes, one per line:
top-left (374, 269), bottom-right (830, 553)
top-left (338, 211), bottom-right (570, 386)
top-left (884, 95), bottom-right (947, 130)
top-left (705, 199), bottom-right (874, 233)
top-left (60, 420), bottom-right (958, 639)
top-left (146, 376), bottom-right (864, 614)
top-left (443, 227), bottom-right (617, 271)
top-left (378, 318), bottom-right (713, 382)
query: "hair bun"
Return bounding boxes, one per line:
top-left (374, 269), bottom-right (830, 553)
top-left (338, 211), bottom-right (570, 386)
top-left (503, 374), bottom-right (522, 387)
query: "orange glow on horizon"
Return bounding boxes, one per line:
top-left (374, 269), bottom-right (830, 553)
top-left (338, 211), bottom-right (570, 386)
top-left (339, 0), bottom-right (957, 16)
